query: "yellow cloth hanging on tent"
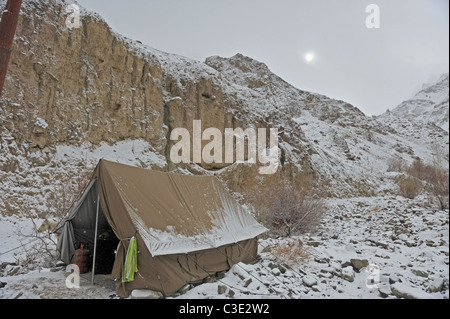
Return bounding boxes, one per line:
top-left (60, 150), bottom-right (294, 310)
top-left (123, 236), bottom-right (138, 282)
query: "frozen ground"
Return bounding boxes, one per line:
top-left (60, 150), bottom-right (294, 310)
top-left (0, 196), bottom-right (448, 299)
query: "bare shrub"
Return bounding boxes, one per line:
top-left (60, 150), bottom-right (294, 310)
top-left (271, 239), bottom-right (311, 267)
top-left (397, 176), bottom-right (422, 199)
top-left (423, 166), bottom-right (449, 210)
top-left (47, 161), bottom-right (92, 221)
top-left (250, 184), bottom-right (326, 238)
top-left (407, 157), bottom-right (428, 180)
top-left (14, 208), bottom-right (61, 270)
top-left (387, 155), bottom-right (406, 172)
top-left (404, 156), bottom-right (449, 209)
top-left (13, 160), bottom-right (93, 269)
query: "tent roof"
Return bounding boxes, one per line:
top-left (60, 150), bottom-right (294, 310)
top-left (97, 160), bottom-right (266, 256)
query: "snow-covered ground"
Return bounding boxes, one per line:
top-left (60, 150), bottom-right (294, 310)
top-left (1, 196), bottom-right (448, 299)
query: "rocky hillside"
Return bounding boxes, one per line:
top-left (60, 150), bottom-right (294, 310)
top-left (377, 74), bottom-right (449, 149)
top-left (381, 74), bottom-right (449, 131)
top-left (0, 0), bottom-right (447, 217)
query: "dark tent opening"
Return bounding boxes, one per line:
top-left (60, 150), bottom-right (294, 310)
top-left (59, 179), bottom-right (119, 276)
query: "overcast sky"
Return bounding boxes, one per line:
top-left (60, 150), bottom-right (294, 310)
top-left (76, 0), bottom-right (449, 116)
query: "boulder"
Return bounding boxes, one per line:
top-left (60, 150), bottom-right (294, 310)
top-left (378, 284), bottom-right (392, 298)
top-left (411, 269), bottom-right (429, 278)
top-left (389, 274), bottom-right (401, 284)
top-left (428, 278), bottom-right (445, 293)
top-left (218, 285), bottom-right (227, 295)
top-left (391, 283), bottom-right (433, 299)
top-left (130, 289), bottom-right (163, 299)
top-left (350, 259), bottom-right (369, 272)
top-left (302, 276), bottom-right (318, 287)
top-left (340, 266), bottom-right (355, 282)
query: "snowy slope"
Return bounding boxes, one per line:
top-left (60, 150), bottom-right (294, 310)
top-left (388, 73), bottom-right (449, 132)
top-left (377, 73), bottom-right (449, 150)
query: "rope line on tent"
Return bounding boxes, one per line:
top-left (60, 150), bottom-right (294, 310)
top-left (238, 239), bottom-right (309, 280)
top-left (231, 241), bottom-right (300, 298)
top-left (206, 247), bottom-right (291, 299)
top-left (184, 252), bottom-right (273, 297)
top-left (0, 229), bottom-right (59, 257)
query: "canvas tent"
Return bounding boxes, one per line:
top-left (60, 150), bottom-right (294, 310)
top-left (57, 159), bottom-right (267, 298)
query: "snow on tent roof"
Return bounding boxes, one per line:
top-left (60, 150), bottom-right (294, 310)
top-left (98, 160), bottom-right (267, 257)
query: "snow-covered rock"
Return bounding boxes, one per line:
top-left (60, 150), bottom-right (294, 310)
top-left (130, 289), bottom-right (163, 299)
top-left (391, 283), bottom-right (434, 299)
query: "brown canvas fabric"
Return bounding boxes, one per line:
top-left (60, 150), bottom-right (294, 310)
top-left (60, 160), bottom-right (265, 298)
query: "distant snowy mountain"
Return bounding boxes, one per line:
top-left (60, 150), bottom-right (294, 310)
top-left (380, 73), bottom-right (449, 133)
top-left (375, 73), bottom-right (449, 153)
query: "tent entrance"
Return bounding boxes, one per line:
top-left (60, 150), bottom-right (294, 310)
top-left (67, 179), bottom-right (119, 276)
top-left (92, 228), bottom-right (119, 275)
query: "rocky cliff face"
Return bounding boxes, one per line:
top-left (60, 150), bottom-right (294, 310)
top-left (0, 0), bottom-right (447, 216)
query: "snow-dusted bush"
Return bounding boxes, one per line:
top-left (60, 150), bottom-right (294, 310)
top-left (397, 176), bottom-right (422, 199)
top-left (250, 184), bottom-right (325, 238)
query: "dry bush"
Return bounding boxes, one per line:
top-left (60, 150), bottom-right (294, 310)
top-left (404, 157), bottom-right (449, 209)
top-left (13, 161), bottom-right (93, 269)
top-left (397, 176), bottom-right (422, 199)
top-left (271, 239), bottom-right (311, 266)
top-left (47, 162), bottom-right (93, 220)
top-left (387, 155), bottom-right (406, 172)
top-left (407, 157), bottom-right (429, 180)
top-left (14, 207), bottom-right (61, 270)
top-left (250, 184), bottom-right (326, 238)
top-left (423, 166), bottom-right (449, 210)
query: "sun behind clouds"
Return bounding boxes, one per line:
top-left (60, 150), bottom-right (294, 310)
top-left (305, 52), bottom-right (315, 63)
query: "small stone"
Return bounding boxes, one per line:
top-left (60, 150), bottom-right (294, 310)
top-left (350, 259), bottom-right (369, 272)
top-left (391, 283), bottom-right (433, 299)
top-left (216, 271), bottom-right (226, 280)
top-left (341, 261), bottom-right (353, 268)
top-left (389, 274), bottom-right (401, 284)
top-left (268, 262), bottom-right (277, 270)
top-left (177, 284), bottom-right (191, 295)
top-left (278, 265), bottom-right (287, 274)
top-left (50, 266), bottom-right (65, 272)
top-left (130, 289), bottom-right (163, 299)
top-left (227, 289), bottom-right (235, 298)
top-left (302, 276), bottom-right (318, 287)
top-left (428, 278), bottom-right (445, 293)
top-left (272, 268), bottom-right (281, 276)
top-left (406, 240), bottom-right (416, 247)
top-left (411, 269), bottom-right (429, 278)
top-left (203, 276), bottom-right (217, 283)
top-left (340, 266), bottom-right (355, 282)
top-left (218, 285), bottom-right (227, 295)
top-left (243, 279), bottom-right (252, 288)
top-left (311, 285), bottom-right (322, 293)
top-left (307, 241), bottom-right (321, 247)
top-left (378, 284), bottom-right (392, 298)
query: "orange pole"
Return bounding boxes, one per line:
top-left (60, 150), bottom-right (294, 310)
top-left (0, 0), bottom-right (22, 97)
